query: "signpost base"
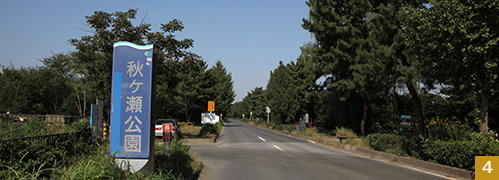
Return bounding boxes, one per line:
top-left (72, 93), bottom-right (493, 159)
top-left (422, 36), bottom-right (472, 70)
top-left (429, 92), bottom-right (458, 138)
top-left (115, 159), bottom-right (151, 173)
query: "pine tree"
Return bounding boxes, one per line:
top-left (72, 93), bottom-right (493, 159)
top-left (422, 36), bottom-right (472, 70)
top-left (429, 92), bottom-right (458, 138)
top-left (206, 60), bottom-right (236, 118)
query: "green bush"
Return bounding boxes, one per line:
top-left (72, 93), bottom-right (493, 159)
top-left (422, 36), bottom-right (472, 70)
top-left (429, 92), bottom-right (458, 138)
top-left (0, 119), bottom-right (93, 179)
top-left (365, 133), bottom-right (404, 153)
top-left (154, 136), bottom-right (200, 178)
top-left (422, 139), bottom-right (499, 170)
top-left (334, 126), bottom-right (357, 137)
top-left (198, 121), bottom-right (224, 137)
top-left (365, 131), bottom-right (499, 171)
top-left (284, 124), bottom-right (296, 132)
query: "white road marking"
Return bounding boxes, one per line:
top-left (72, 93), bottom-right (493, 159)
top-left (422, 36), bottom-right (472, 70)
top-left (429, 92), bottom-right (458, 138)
top-left (308, 140), bottom-right (316, 144)
top-left (258, 136), bottom-right (266, 142)
top-left (273, 145), bottom-right (285, 152)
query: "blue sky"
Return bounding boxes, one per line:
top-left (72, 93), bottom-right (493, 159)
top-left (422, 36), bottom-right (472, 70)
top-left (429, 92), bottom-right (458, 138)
top-left (0, 0), bottom-right (312, 102)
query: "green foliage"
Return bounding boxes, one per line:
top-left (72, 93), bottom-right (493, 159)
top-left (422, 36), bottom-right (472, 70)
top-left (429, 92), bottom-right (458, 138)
top-left (365, 133), bottom-right (405, 154)
top-left (154, 136), bottom-right (200, 179)
top-left (334, 127), bottom-right (357, 137)
top-left (366, 125), bottom-right (499, 170)
top-left (171, 56), bottom-right (209, 122)
top-left (402, 0), bottom-right (499, 131)
top-left (0, 64), bottom-right (75, 115)
top-left (206, 60), bottom-right (236, 118)
top-left (422, 139), bottom-right (499, 170)
top-left (0, 119), bottom-right (199, 179)
top-left (242, 87), bottom-right (266, 119)
top-left (198, 121), bottom-right (224, 137)
top-left (0, 119), bottom-right (92, 179)
top-left (228, 101), bottom-right (247, 119)
top-left (266, 62), bottom-right (299, 124)
top-left (1, 9), bottom-right (235, 124)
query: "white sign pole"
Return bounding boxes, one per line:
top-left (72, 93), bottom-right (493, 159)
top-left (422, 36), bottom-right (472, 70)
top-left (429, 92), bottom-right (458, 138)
top-left (266, 106), bottom-right (271, 124)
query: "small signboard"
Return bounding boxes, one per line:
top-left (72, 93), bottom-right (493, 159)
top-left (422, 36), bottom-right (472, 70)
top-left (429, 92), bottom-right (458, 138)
top-left (401, 115), bottom-right (411, 119)
top-left (201, 113), bottom-right (220, 124)
top-left (208, 101), bottom-right (215, 112)
top-left (401, 121), bottom-right (411, 126)
top-left (162, 124), bottom-right (173, 142)
top-left (266, 106), bottom-right (271, 114)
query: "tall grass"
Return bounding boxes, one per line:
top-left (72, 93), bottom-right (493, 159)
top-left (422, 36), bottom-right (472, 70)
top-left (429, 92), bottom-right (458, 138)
top-left (0, 118), bottom-right (201, 179)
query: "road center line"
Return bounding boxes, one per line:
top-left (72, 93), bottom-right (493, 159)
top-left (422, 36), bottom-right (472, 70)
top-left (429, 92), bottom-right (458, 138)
top-left (258, 136), bottom-right (266, 142)
top-left (273, 145), bottom-right (285, 152)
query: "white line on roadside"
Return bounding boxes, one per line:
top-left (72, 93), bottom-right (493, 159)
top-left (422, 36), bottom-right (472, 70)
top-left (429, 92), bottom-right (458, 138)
top-left (258, 136), bottom-right (266, 142)
top-left (273, 145), bottom-right (285, 152)
top-left (308, 140), bottom-right (316, 144)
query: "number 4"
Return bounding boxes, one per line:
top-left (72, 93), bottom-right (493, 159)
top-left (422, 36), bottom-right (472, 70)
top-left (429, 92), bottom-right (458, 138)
top-left (483, 161), bottom-right (493, 173)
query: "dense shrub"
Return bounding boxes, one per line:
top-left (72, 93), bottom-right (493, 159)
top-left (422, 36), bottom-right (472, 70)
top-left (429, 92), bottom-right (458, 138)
top-left (0, 119), bottom-right (92, 178)
top-left (366, 130), bottom-right (499, 171)
top-left (334, 126), bottom-right (357, 137)
top-left (155, 136), bottom-right (201, 178)
top-left (422, 139), bottom-right (499, 170)
top-left (365, 133), bottom-right (405, 153)
top-left (198, 121), bottom-right (224, 137)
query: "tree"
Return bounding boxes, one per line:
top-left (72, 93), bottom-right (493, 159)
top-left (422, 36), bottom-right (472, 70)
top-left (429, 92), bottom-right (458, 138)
top-left (302, 0), bottom-right (377, 135)
top-left (0, 65), bottom-right (71, 115)
top-left (303, 0), bottom-right (428, 135)
top-left (206, 60), bottom-right (236, 117)
top-left (266, 61), bottom-right (299, 124)
top-left (70, 9), bottom-right (195, 119)
top-left (228, 101), bottom-right (247, 118)
top-left (173, 54), bottom-right (209, 122)
top-left (39, 52), bottom-right (84, 116)
top-left (402, 0), bottom-right (499, 132)
top-left (243, 87), bottom-right (266, 119)
top-left (288, 42), bottom-right (321, 122)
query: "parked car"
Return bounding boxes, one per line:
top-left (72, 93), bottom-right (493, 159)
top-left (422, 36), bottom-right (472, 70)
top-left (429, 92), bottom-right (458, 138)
top-left (155, 119), bottom-right (182, 138)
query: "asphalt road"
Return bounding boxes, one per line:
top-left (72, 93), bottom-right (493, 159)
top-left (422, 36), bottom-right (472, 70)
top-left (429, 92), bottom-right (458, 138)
top-left (188, 119), bottom-right (455, 180)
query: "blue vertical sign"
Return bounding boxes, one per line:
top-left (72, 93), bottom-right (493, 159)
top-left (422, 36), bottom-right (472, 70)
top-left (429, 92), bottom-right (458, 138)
top-left (110, 42), bottom-right (154, 159)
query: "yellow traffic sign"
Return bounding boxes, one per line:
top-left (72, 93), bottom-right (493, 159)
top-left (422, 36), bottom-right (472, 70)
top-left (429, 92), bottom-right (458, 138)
top-left (208, 101), bottom-right (215, 112)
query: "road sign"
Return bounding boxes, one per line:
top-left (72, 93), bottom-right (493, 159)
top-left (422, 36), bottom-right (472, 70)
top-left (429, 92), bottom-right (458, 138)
top-left (162, 124), bottom-right (173, 142)
top-left (266, 106), bottom-right (271, 124)
top-left (401, 115), bottom-right (411, 119)
top-left (110, 41), bottom-right (156, 173)
top-left (208, 101), bottom-right (215, 112)
top-left (401, 121), bottom-right (411, 126)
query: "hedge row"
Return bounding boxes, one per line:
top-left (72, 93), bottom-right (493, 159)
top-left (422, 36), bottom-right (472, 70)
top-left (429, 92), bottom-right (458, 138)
top-left (365, 133), bottom-right (499, 170)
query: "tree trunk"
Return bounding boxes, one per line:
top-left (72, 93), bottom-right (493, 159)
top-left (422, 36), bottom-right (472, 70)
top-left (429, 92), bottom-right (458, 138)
top-left (74, 87), bottom-right (82, 116)
top-left (185, 97), bottom-right (190, 122)
top-left (399, 51), bottom-right (425, 136)
top-left (480, 93), bottom-right (489, 132)
top-left (405, 81), bottom-right (425, 136)
top-left (360, 96), bottom-right (368, 136)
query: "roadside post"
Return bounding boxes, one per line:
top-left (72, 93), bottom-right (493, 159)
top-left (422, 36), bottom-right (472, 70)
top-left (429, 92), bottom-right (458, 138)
top-left (401, 115), bottom-right (411, 137)
top-left (162, 123), bottom-right (173, 169)
top-left (298, 118), bottom-right (306, 132)
top-left (266, 106), bottom-right (271, 124)
top-left (90, 98), bottom-right (105, 144)
top-left (162, 123), bottom-right (173, 156)
top-left (109, 42), bottom-right (157, 174)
